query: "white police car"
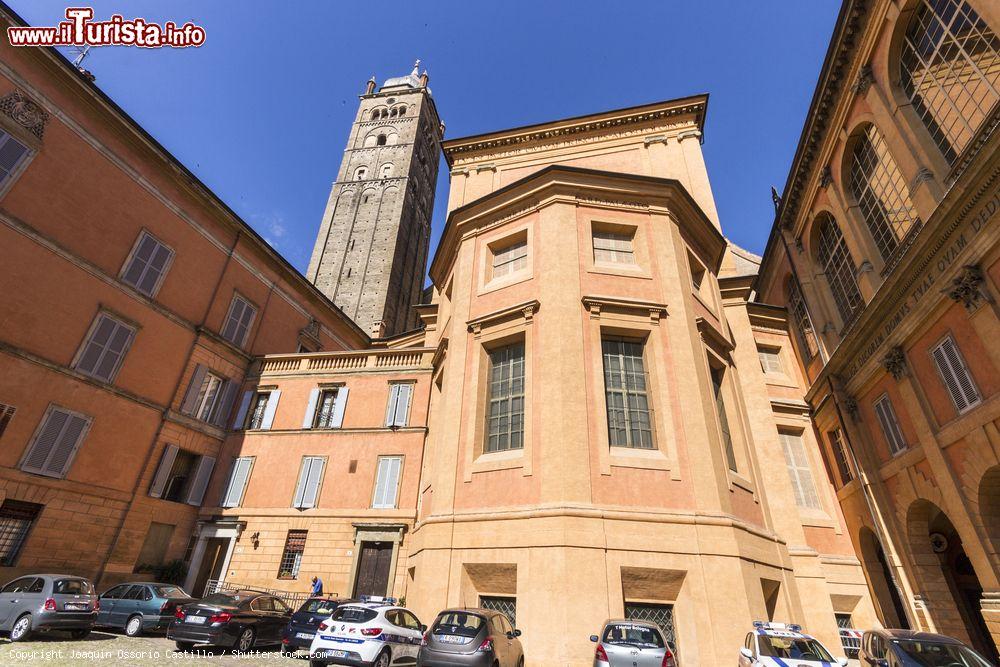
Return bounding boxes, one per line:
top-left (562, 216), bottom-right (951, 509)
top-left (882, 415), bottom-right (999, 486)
top-left (308, 596), bottom-right (425, 667)
top-left (739, 622), bottom-right (848, 667)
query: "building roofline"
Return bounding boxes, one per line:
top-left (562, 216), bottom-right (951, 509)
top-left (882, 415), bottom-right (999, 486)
top-left (0, 1), bottom-right (370, 345)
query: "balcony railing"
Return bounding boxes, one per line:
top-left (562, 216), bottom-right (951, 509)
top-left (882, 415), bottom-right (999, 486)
top-left (259, 348), bottom-right (434, 375)
top-left (204, 578), bottom-right (319, 607)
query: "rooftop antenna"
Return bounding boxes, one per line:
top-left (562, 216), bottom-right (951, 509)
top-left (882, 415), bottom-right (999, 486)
top-left (67, 45), bottom-right (96, 80)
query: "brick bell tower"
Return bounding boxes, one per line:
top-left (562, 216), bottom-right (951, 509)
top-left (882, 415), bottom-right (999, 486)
top-left (307, 61), bottom-right (443, 337)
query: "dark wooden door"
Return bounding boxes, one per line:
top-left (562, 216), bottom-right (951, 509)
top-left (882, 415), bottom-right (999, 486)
top-left (352, 541), bottom-right (393, 598)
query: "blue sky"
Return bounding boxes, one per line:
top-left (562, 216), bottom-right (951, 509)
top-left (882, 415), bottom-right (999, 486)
top-left (11, 1), bottom-right (839, 275)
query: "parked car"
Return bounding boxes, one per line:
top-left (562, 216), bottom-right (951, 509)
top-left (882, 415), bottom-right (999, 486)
top-left (96, 582), bottom-right (194, 636)
top-left (280, 597), bottom-right (356, 656)
top-left (308, 596), bottom-right (424, 667)
top-left (418, 607), bottom-right (524, 667)
top-left (739, 621), bottom-right (846, 667)
top-left (591, 619), bottom-right (677, 667)
top-left (858, 628), bottom-right (995, 666)
top-left (168, 590), bottom-right (292, 652)
top-left (0, 574), bottom-right (98, 641)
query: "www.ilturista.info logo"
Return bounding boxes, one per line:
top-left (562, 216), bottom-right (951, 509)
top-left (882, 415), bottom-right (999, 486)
top-left (7, 7), bottom-right (205, 48)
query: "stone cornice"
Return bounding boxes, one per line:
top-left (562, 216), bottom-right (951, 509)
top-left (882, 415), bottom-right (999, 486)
top-left (467, 300), bottom-right (540, 333)
top-left (581, 295), bottom-right (668, 322)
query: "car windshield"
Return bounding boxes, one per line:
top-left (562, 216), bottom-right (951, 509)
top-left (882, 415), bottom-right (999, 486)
top-left (299, 599), bottom-right (339, 615)
top-left (53, 579), bottom-right (94, 595)
top-left (758, 635), bottom-right (834, 661)
top-left (602, 624), bottom-right (665, 649)
top-left (199, 593), bottom-right (246, 607)
top-left (893, 639), bottom-right (993, 667)
top-left (330, 607), bottom-right (378, 623)
top-left (432, 612), bottom-right (485, 638)
top-left (154, 585), bottom-right (188, 598)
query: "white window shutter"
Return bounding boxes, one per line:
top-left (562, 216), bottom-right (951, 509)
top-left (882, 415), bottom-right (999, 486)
top-left (221, 457), bottom-right (252, 507)
top-left (393, 384), bottom-right (412, 427)
top-left (180, 365), bottom-right (207, 415)
top-left (302, 388), bottom-right (320, 429)
top-left (331, 387), bottom-right (349, 428)
top-left (261, 390), bottom-right (281, 430)
top-left (232, 390), bottom-right (253, 430)
top-left (292, 458), bottom-right (311, 508)
top-left (385, 384), bottom-right (402, 426)
top-left (373, 457), bottom-right (402, 508)
top-left (296, 457), bottom-right (325, 509)
top-left (185, 456), bottom-right (215, 505)
top-left (148, 444), bottom-right (179, 498)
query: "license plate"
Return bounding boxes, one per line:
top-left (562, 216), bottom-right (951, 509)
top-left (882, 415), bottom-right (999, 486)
top-left (435, 634), bottom-right (465, 644)
top-left (322, 650), bottom-right (347, 658)
top-left (296, 632), bottom-right (314, 640)
top-left (186, 616), bottom-right (207, 625)
top-left (64, 603), bottom-right (88, 611)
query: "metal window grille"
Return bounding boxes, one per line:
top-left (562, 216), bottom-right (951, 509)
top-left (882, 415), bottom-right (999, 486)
top-left (779, 432), bottom-right (822, 510)
top-left (829, 429), bottom-right (854, 485)
top-left (0, 403), bottom-right (15, 439)
top-left (492, 240), bottom-right (528, 278)
top-left (624, 602), bottom-right (676, 646)
top-left (315, 389), bottom-right (339, 428)
top-left (785, 279), bottom-right (820, 360)
top-left (0, 500), bottom-right (42, 566)
top-left (479, 596), bottom-right (517, 628)
top-left (850, 124), bottom-right (921, 262)
top-left (593, 231), bottom-right (635, 265)
top-left (247, 393), bottom-right (270, 430)
top-left (836, 614), bottom-right (861, 657)
top-left (277, 530), bottom-right (307, 579)
top-left (602, 338), bottom-right (654, 449)
top-left (485, 343), bottom-right (525, 453)
top-left (900, 0), bottom-right (1000, 163)
top-left (816, 214), bottom-right (863, 324)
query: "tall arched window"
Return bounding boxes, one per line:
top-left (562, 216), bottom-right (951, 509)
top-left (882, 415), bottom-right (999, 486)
top-left (849, 124), bottom-right (921, 261)
top-left (816, 214), bottom-right (864, 324)
top-left (900, 0), bottom-right (1000, 163)
top-left (786, 278), bottom-right (820, 360)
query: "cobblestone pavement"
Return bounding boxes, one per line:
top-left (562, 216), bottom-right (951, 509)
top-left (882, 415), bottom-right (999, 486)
top-left (0, 631), bottom-right (302, 665)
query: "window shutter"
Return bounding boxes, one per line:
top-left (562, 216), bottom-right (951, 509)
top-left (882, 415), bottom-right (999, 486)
top-left (932, 337), bottom-right (981, 413)
top-left (331, 387), bottom-right (349, 428)
top-left (874, 395), bottom-right (906, 454)
top-left (22, 409), bottom-right (91, 478)
top-left (294, 457), bottom-right (325, 509)
top-left (45, 412), bottom-right (89, 477)
top-left (148, 444), bottom-right (179, 498)
top-left (260, 390), bottom-right (281, 430)
top-left (386, 384), bottom-right (402, 426)
top-left (221, 299), bottom-right (243, 342)
top-left (180, 365), bottom-right (207, 415)
top-left (211, 380), bottom-right (238, 427)
top-left (302, 388), bottom-right (320, 429)
top-left (22, 409), bottom-right (68, 473)
top-left (394, 384), bottom-right (412, 427)
top-left (221, 457), bottom-right (252, 508)
top-left (232, 390), bottom-right (253, 430)
top-left (185, 455), bottom-right (215, 505)
top-left (373, 457), bottom-right (402, 509)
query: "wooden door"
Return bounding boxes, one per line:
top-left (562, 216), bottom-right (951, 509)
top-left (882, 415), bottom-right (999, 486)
top-left (352, 541), bottom-right (393, 598)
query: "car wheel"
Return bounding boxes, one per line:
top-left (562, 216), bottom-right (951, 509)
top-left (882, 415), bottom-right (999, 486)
top-left (124, 615), bottom-right (143, 637)
top-left (236, 627), bottom-right (255, 652)
top-left (175, 641), bottom-right (195, 651)
top-left (69, 629), bottom-right (91, 640)
top-left (9, 614), bottom-right (32, 642)
top-left (375, 650), bottom-right (390, 667)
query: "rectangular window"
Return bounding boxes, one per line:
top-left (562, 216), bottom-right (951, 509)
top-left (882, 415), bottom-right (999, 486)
top-left (135, 522), bottom-right (175, 570)
top-left (121, 231), bottom-right (174, 297)
top-left (314, 388), bottom-right (343, 428)
top-left (247, 392), bottom-right (269, 429)
top-left (385, 383), bottom-right (413, 427)
top-left (220, 457), bottom-right (254, 508)
top-left (593, 230), bottom-right (635, 265)
top-left (372, 456), bottom-right (402, 509)
top-left (0, 403), bottom-right (15, 439)
top-left (21, 406), bottom-right (91, 478)
top-left (829, 429), bottom-right (854, 484)
top-left (0, 500), bottom-right (42, 566)
top-left (220, 294), bottom-right (257, 348)
top-left (711, 366), bottom-right (737, 471)
top-left (485, 343), bottom-right (525, 453)
top-left (758, 347), bottom-right (782, 374)
top-left (180, 366), bottom-right (237, 426)
top-left (778, 431), bottom-right (822, 510)
top-left (149, 446), bottom-right (196, 502)
top-left (479, 595), bottom-right (517, 628)
top-left (491, 239), bottom-right (527, 279)
top-left (278, 530), bottom-right (307, 580)
top-left (603, 338), bottom-right (653, 449)
top-left (874, 394), bottom-right (907, 455)
top-left (931, 335), bottom-right (981, 414)
top-left (624, 602), bottom-right (676, 647)
top-left (689, 252), bottom-right (706, 292)
top-left (73, 312), bottom-right (136, 383)
top-left (0, 129), bottom-right (31, 192)
top-left (292, 456), bottom-right (326, 509)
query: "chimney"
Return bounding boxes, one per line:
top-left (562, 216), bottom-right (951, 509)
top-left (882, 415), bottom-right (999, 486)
top-left (365, 76), bottom-right (376, 95)
top-left (419, 70), bottom-right (429, 88)
top-left (370, 320), bottom-right (386, 338)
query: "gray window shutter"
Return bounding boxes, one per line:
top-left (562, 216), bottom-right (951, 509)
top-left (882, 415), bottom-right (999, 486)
top-left (148, 444), bottom-right (179, 498)
top-left (874, 396), bottom-right (906, 454)
top-left (22, 408), bottom-right (69, 474)
top-left (23, 409), bottom-right (91, 478)
top-left (385, 384), bottom-right (402, 426)
top-left (185, 455), bottom-right (215, 505)
top-left (302, 388), bottom-right (320, 429)
top-left (331, 387), bottom-right (349, 428)
top-left (47, 413), bottom-right (89, 477)
top-left (261, 390), bottom-right (281, 430)
top-left (221, 299), bottom-right (243, 342)
top-left (232, 390), bottom-right (253, 430)
top-left (180, 365), bottom-right (207, 415)
top-left (294, 457), bottom-right (325, 509)
top-left (395, 384), bottom-right (412, 427)
top-left (292, 458), bottom-right (315, 509)
top-left (221, 457), bottom-right (252, 508)
top-left (212, 380), bottom-right (238, 427)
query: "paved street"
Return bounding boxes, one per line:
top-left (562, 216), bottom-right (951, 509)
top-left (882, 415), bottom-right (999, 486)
top-left (0, 631), bottom-right (298, 666)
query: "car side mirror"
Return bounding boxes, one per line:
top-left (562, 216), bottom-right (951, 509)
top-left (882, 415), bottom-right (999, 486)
top-left (740, 647), bottom-right (754, 659)
top-left (590, 635), bottom-right (599, 643)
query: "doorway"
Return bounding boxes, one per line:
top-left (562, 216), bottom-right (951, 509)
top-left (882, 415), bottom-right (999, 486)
top-left (193, 537), bottom-right (229, 596)
top-left (353, 541), bottom-right (393, 598)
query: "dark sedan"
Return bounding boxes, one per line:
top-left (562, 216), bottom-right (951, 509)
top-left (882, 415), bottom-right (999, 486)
top-left (280, 597), bottom-right (356, 656)
top-left (168, 590), bottom-right (292, 653)
top-left (859, 628), bottom-right (995, 666)
top-left (97, 582), bottom-right (194, 636)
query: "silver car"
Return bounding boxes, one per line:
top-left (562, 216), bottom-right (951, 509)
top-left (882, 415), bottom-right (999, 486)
top-left (0, 574), bottom-right (99, 641)
top-left (591, 619), bottom-right (677, 667)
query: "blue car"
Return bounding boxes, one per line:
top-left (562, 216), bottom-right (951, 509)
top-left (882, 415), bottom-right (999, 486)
top-left (97, 582), bottom-right (194, 636)
top-left (859, 629), bottom-right (995, 666)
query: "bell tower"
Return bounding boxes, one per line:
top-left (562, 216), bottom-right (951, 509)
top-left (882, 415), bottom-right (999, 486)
top-left (307, 62), bottom-right (442, 337)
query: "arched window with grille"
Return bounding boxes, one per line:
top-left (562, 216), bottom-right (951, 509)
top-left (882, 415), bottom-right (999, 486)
top-left (816, 214), bottom-right (864, 325)
top-left (849, 123), bottom-right (921, 261)
top-left (900, 0), bottom-right (1000, 163)
top-left (785, 277), bottom-right (820, 360)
